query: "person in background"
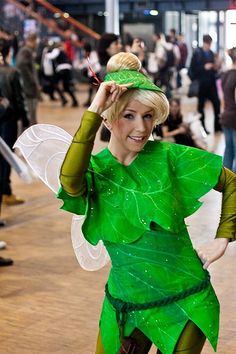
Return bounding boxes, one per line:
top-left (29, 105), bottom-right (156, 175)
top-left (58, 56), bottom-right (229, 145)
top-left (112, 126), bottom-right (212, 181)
top-left (176, 33), bottom-right (188, 88)
top-left (40, 40), bottom-right (69, 105)
top-left (154, 34), bottom-right (180, 98)
top-left (221, 47), bottom-right (236, 173)
top-left (16, 32), bottom-right (40, 125)
top-left (11, 32), bottom-right (19, 66)
top-left (122, 32), bottom-right (134, 53)
top-left (45, 41), bottom-right (79, 107)
top-left (97, 32), bottom-right (122, 80)
top-left (0, 91), bottom-right (14, 266)
top-left (64, 33), bottom-right (76, 64)
top-left (0, 91), bottom-right (9, 225)
top-left (129, 37), bottom-right (147, 70)
top-left (97, 32), bottom-right (122, 141)
top-left (188, 34), bottom-right (221, 133)
top-left (161, 98), bottom-right (199, 147)
top-left (169, 28), bottom-right (178, 45)
top-left (79, 42), bottom-right (101, 107)
top-left (0, 40), bottom-right (29, 206)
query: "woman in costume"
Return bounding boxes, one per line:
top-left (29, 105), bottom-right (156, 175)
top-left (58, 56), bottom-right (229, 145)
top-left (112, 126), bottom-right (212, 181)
top-left (57, 52), bottom-right (236, 353)
top-left (20, 52), bottom-right (235, 354)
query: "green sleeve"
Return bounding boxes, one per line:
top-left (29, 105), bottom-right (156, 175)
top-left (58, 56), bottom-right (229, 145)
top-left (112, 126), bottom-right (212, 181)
top-left (59, 110), bottom-right (102, 196)
top-left (214, 167), bottom-right (236, 241)
top-left (57, 110), bottom-right (102, 215)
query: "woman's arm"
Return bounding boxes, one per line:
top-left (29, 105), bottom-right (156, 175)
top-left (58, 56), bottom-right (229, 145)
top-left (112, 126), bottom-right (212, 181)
top-left (59, 81), bottom-right (131, 197)
top-left (214, 167), bottom-right (236, 240)
top-left (196, 167), bottom-right (236, 269)
top-left (59, 111), bottom-right (102, 197)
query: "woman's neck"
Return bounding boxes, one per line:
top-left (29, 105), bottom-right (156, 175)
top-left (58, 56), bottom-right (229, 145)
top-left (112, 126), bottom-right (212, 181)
top-left (108, 141), bottom-right (138, 166)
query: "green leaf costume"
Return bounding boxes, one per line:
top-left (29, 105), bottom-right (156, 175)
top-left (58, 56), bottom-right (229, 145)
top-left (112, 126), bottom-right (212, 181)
top-left (58, 140), bottom-right (222, 354)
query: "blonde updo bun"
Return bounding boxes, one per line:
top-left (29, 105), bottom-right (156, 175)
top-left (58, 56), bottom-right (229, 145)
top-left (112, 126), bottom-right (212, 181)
top-left (106, 52), bottom-right (141, 73)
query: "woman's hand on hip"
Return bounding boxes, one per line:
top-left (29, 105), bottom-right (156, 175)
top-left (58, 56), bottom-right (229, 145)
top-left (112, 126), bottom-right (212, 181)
top-left (196, 238), bottom-right (229, 269)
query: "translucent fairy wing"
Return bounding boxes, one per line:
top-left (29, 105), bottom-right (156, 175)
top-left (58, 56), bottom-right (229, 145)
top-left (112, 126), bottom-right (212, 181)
top-left (13, 124), bottom-right (72, 193)
top-left (14, 124), bottom-right (110, 271)
top-left (71, 215), bottom-right (110, 271)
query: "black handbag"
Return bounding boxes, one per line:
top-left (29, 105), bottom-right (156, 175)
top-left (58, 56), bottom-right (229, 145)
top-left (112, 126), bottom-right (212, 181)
top-left (187, 80), bottom-right (200, 98)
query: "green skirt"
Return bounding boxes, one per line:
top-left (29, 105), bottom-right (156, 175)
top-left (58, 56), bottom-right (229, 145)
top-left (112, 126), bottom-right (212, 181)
top-left (99, 224), bottom-right (219, 354)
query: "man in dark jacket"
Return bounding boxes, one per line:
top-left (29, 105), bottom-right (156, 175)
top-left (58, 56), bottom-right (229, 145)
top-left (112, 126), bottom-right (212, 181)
top-left (188, 34), bottom-right (221, 133)
top-left (16, 32), bottom-right (40, 125)
top-left (0, 39), bottom-right (29, 206)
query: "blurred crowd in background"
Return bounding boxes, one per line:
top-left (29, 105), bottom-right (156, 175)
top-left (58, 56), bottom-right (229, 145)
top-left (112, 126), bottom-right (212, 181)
top-left (0, 25), bottom-right (236, 266)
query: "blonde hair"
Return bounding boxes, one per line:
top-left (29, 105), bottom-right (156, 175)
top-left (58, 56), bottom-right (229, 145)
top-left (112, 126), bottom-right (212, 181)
top-left (103, 52), bottom-right (169, 124)
top-left (107, 52), bottom-right (142, 72)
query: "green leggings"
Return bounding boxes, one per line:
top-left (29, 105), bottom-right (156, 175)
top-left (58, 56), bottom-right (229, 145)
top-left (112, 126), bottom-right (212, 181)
top-left (95, 320), bottom-right (206, 354)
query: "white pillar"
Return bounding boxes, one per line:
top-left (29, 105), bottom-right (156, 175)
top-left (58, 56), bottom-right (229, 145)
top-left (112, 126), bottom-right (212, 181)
top-left (105, 0), bottom-right (120, 34)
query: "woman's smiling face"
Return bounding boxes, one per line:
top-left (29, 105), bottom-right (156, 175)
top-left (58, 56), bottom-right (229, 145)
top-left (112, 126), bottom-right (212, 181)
top-left (108, 99), bottom-right (155, 163)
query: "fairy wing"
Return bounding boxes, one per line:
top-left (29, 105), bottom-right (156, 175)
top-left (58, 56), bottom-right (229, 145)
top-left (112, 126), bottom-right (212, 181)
top-left (14, 124), bottom-right (71, 193)
top-left (14, 124), bottom-right (110, 271)
top-left (71, 215), bottom-right (110, 271)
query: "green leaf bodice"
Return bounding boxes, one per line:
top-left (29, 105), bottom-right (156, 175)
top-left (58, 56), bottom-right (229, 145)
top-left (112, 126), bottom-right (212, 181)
top-left (58, 140), bottom-right (222, 246)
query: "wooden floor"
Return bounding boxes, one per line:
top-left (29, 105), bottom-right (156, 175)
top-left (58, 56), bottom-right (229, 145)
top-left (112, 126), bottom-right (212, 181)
top-left (0, 86), bottom-right (235, 354)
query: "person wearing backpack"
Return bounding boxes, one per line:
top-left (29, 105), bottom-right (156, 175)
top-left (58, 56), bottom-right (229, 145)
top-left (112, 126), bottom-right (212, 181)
top-left (155, 34), bottom-right (180, 98)
top-left (188, 35), bottom-right (221, 133)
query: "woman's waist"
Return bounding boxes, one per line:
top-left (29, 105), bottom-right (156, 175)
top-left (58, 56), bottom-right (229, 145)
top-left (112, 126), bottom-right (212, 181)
top-left (105, 241), bottom-right (200, 268)
top-left (106, 270), bottom-right (211, 306)
top-left (104, 225), bottom-right (191, 266)
top-left (107, 263), bottom-right (209, 303)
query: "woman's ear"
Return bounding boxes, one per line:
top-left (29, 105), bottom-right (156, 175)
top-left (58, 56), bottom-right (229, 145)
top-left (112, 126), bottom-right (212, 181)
top-left (103, 118), bottom-right (112, 131)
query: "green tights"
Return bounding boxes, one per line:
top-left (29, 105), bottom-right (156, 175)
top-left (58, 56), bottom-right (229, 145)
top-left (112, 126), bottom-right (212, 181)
top-left (95, 320), bottom-right (206, 354)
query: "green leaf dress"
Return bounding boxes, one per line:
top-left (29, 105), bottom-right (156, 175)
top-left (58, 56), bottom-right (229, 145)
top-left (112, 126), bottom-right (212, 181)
top-left (57, 140), bottom-right (222, 354)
